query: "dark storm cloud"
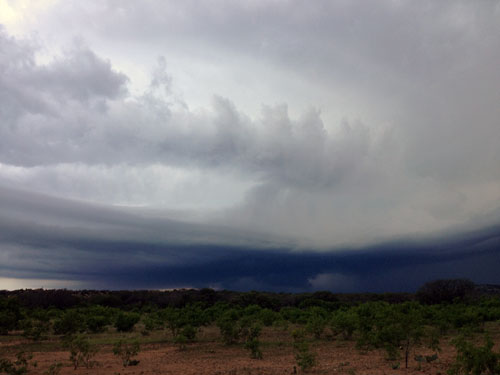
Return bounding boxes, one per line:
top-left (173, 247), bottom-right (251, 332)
top-left (1, 1), bottom-right (500, 290)
top-left (1, 186), bottom-right (499, 291)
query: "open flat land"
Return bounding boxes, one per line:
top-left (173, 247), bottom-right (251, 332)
top-left (1, 323), bottom-right (499, 375)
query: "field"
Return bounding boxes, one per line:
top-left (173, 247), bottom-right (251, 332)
top-left (1, 282), bottom-right (500, 374)
top-left (1, 323), bottom-right (500, 375)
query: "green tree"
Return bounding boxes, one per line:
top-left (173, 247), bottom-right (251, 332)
top-left (53, 310), bottom-right (84, 335)
top-left (64, 334), bottom-right (98, 369)
top-left (113, 339), bottom-right (140, 367)
top-left (0, 297), bottom-right (22, 335)
top-left (243, 322), bottom-right (263, 359)
top-left (292, 329), bottom-right (316, 372)
top-left (448, 335), bottom-right (500, 375)
top-left (216, 309), bottom-right (241, 345)
top-left (330, 309), bottom-right (357, 340)
top-left (114, 311), bottom-right (140, 332)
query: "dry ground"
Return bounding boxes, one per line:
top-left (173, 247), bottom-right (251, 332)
top-left (1, 323), bottom-right (499, 375)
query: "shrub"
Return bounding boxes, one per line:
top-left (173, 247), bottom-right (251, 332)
top-left (174, 324), bottom-right (197, 350)
top-left (142, 314), bottom-right (163, 333)
top-left (21, 317), bottom-right (50, 341)
top-left (0, 352), bottom-right (34, 375)
top-left (448, 335), bottom-right (500, 375)
top-left (0, 297), bottom-right (22, 335)
top-left (216, 309), bottom-right (241, 345)
top-left (64, 335), bottom-right (98, 369)
top-left (258, 308), bottom-right (278, 326)
top-left (305, 307), bottom-right (328, 339)
top-left (174, 333), bottom-right (188, 351)
top-left (85, 315), bottom-right (109, 333)
top-left (53, 310), bottom-right (84, 335)
top-left (180, 324), bottom-right (197, 342)
top-left (354, 302), bottom-right (440, 369)
top-left (292, 329), bottom-right (316, 372)
top-left (42, 362), bottom-right (63, 375)
top-left (113, 339), bottom-right (140, 367)
top-left (115, 312), bottom-right (140, 332)
top-left (330, 309), bottom-right (357, 340)
top-left (244, 324), bottom-right (263, 359)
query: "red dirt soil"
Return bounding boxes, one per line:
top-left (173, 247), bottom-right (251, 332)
top-left (2, 326), bottom-right (499, 375)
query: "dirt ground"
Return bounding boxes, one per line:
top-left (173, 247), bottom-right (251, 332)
top-left (1, 325), bottom-right (499, 375)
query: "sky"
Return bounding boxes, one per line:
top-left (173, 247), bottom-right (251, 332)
top-left (1, 0), bottom-right (500, 292)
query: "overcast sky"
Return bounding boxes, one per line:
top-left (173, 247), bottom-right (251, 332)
top-left (1, 0), bottom-right (500, 291)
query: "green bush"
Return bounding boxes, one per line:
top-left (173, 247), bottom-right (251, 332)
top-left (216, 309), bottom-right (241, 345)
top-left (173, 324), bottom-right (197, 350)
top-left (448, 335), bottom-right (500, 375)
top-left (305, 307), bottom-right (328, 339)
top-left (114, 312), bottom-right (140, 332)
top-left (21, 317), bottom-right (50, 341)
top-left (243, 324), bottom-right (263, 359)
top-left (64, 334), bottom-right (98, 369)
top-left (53, 310), bottom-right (84, 335)
top-left (0, 352), bottom-right (34, 375)
top-left (42, 362), bottom-right (63, 375)
top-left (292, 329), bottom-right (316, 372)
top-left (113, 339), bottom-right (140, 367)
top-left (353, 302), bottom-right (440, 369)
top-left (0, 297), bottom-right (22, 335)
top-left (330, 309), bottom-right (357, 340)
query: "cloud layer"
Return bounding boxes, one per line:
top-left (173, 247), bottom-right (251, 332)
top-left (1, 1), bottom-right (500, 289)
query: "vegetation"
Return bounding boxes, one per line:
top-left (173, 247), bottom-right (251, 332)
top-left (0, 352), bottom-right (34, 375)
top-left (292, 329), bottom-right (316, 372)
top-left (64, 334), bottom-right (98, 369)
top-left (114, 311), bottom-right (140, 332)
top-left (448, 335), bottom-right (500, 375)
top-left (113, 339), bottom-right (140, 366)
top-left (0, 279), bottom-right (499, 373)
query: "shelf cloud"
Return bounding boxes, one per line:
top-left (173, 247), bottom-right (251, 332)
top-left (1, 1), bottom-right (500, 290)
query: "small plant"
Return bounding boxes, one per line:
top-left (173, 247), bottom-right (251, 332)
top-left (330, 310), bottom-right (357, 340)
top-left (306, 307), bottom-right (328, 339)
top-left (113, 339), bottom-right (140, 367)
top-left (217, 310), bottom-right (241, 345)
top-left (447, 334), bottom-right (500, 375)
top-left (244, 324), bottom-right (263, 359)
top-left (53, 310), bottom-right (84, 336)
top-left (173, 324), bottom-right (197, 350)
top-left (174, 333), bottom-right (188, 351)
top-left (292, 329), bottom-right (316, 372)
top-left (0, 352), bottom-right (34, 375)
top-left (43, 362), bottom-right (63, 375)
top-left (114, 312), bottom-right (140, 332)
top-left (64, 334), bottom-right (98, 369)
top-left (21, 317), bottom-right (50, 341)
top-left (85, 315), bottom-right (108, 333)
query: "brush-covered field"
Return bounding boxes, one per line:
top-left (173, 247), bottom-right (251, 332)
top-left (1, 280), bottom-right (500, 374)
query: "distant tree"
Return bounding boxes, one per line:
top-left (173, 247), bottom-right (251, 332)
top-left (417, 279), bottom-right (475, 305)
top-left (0, 297), bottom-right (22, 335)
top-left (114, 312), bottom-right (140, 332)
top-left (53, 310), bottom-right (85, 335)
top-left (305, 307), bottom-right (328, 339)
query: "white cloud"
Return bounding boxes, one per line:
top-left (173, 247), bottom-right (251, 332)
top-left (0, 1), bottom-right (500, 249)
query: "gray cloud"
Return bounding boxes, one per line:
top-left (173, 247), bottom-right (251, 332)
top-left (1, 0), bottom-right (500, 258)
